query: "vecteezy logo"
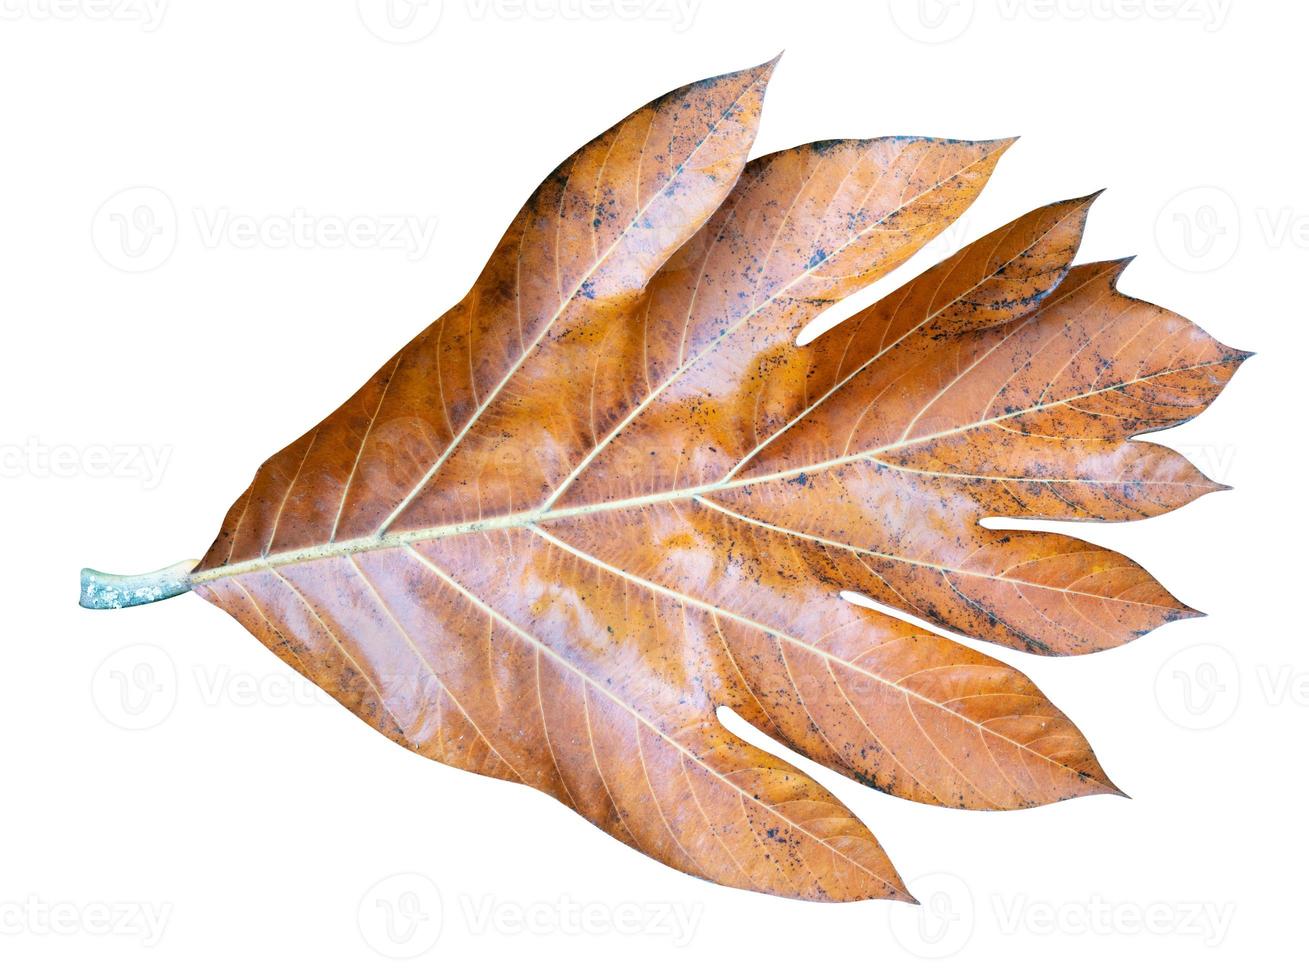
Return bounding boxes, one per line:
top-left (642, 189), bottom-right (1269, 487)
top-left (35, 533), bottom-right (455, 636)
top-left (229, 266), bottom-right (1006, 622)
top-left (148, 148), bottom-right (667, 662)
top-left (888, 0), bottom-right (975, 43)
top-left (357, 0), bottom-right (443, 43)
top-left (357, 873), bottom-right (443, 958)
top-left (90, 643), bottom-right (178, 731)
top-left (91, 186), bottom-right (177, 273)
top-left (888, 871), bottom-right (975, 958)
top-left (1154, 186), bottom-right (1241, 272)
top-left (1154, 643), bottom-right (1241, 730)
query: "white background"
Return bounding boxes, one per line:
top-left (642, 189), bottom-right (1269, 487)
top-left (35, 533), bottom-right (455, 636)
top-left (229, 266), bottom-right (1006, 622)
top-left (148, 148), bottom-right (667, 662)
top-left (1, 0), bottom-right (1299, 975)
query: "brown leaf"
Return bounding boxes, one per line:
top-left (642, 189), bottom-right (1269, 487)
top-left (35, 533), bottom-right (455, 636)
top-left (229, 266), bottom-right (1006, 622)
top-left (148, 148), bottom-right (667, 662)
top-left (85, 60), bottom-right (1248, 903)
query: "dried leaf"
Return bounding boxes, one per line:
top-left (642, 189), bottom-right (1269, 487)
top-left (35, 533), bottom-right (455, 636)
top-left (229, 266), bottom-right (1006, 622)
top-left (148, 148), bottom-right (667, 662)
top-left (84, 60), bottom-right (1247, 903)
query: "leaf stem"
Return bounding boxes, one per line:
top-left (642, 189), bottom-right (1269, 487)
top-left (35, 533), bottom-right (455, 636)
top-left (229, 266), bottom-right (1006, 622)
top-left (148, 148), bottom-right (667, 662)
top-left (79, 559), bottom-right (199, 610)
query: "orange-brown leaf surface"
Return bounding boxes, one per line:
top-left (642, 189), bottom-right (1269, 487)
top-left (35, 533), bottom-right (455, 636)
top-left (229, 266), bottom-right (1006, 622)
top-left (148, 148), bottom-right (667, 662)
top-left (99, 60), bottom-right (1248, 902)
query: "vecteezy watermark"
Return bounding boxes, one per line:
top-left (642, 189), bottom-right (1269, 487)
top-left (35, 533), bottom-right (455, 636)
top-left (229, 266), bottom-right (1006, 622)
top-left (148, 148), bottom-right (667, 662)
top-left (1157, 644), bottom-right (1309, 729)
top-left (0, 896), bottom-right (172, 947)
top-left (192, 665), bottom-right (329, 709)
top-left (0, 0), bottom-right (168, 31)
top-left (358, 0), bottom-right (698, 42)
top-left (891, 873), bottom-right (1234, 956)
top-left (91, 645), bottom-right (333, 731)
top-left (92, 186), bottom-right (440, 272)
top-left (1254, 664), bottom-right (1309, 709)
top-left (1156, 186), bottom-right (1309, 272)
top-left (358, 873), bottom-right (444, 958)
top-left (910, 215), bottom-right (974, 266)
top-left (91, 643), bottom-right (178, 731)
top-left (888, 0), bottom-right (975, 43)
top-left (92, 187), bottom-right (177, 273)
top-left (888, 872), bottom-right (975, 958)
top-left (1154, 186), bottom-right (1241, 273)
top-left (992, 895), bottom-right (1235, 946)
top-left (1170, 441), bottom-right (1239, 485)
top-left (1154, 643), bottom-right (1241, 730)
top-left (464, 0), bottom-right (698, 32)
top-left (460, 894), bottom-right (702, 946)
top-left (357, 0), bottom-right (444, 42)
top-left (191, 208), bottom-right (439, 260)
top-left (890, 0), bottom-right (1230, 43)
top-left (357, 876), bottom-right (701, 956)
top-left (0, 438), bottom-right (172, 489)
top-left (994, 0), bottom-right (1230, 29)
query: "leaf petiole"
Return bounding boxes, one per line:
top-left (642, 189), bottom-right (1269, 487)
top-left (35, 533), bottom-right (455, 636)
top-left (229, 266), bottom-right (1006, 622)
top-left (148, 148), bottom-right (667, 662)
top-left (79, 559), bottom-right (198, 610)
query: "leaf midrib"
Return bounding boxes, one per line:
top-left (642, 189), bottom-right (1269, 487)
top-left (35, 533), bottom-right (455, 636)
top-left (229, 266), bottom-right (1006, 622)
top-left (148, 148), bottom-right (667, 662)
top-left (191, 356), bottom-right (1237, 586)
top-left (375, 67), bottom-right (772, 536)
top-left (538, 139), bottom-right (1015, 511)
